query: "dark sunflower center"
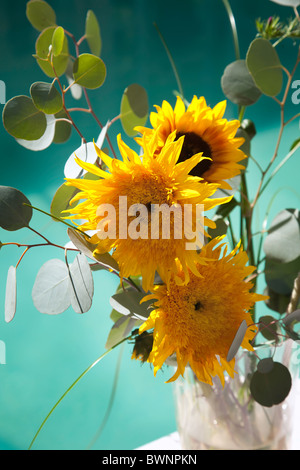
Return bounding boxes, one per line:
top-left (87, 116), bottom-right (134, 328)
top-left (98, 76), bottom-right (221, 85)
top-left (175, 131), bottom-right (213, 177)
top-left (194, 301), bottom-right (203, 311)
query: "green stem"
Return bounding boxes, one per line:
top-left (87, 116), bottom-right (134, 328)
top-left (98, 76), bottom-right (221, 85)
top-left (86, 343), bottom-right (124, 449)
top-left (23, 204), bottom-right (90, 238)
top-left (221, 0), bottom-right (240, 60)
top-left (153, 22), bottom-right (184, 98)
top-left (28, 334), bottom-right (134, 450)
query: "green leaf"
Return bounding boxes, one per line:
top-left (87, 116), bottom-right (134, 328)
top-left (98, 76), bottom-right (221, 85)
top-left (35, 26), bottom-right (69, 77)
top-left (246, 38), bottom-right (283, 97)
top-left (110, 288), bottom-right (153, 321)
top-left (207, 215), bottom-right (229, 238)
top-left (2, 95), bottom-right (47, 140)
top-left (290, 138), bottom-right (300, 151)
top-left (283, 308), bottom-right (300, 327)
top-left (257, 357), bottom-right (275, 374)
top-left (226, 320), bottom-right (248, 362)
top-left (105, 311), bottom-right (141, 350)
top-left (26, 0), bottom-right (56, 31)
top-left (52, 26), bottom-right (65, 57)
top-left (216, 197), bottom-right (238, 218)
top-left (68, 253), bottom-right (94, 314)
top-left (72, 53), bottom-right (106, 89)
top-left (0, 186), bottom-right (32, 231)
top-left (221, 60), bottom-right (262, 106)
top-left (263, 209), bottom-right (300, 263)
top-left (240, 119), bottom-right (256, 140)
top-left (235, 127), bottom-right (251, 169)
top-left (50, 183), bottom-right (79, 220)
top-left (53, 109), bottom-right (72, 144)
top-left (30, 81), bottom-right (63, 114)
top-left (67, 227), bottom-right (119, 272)
top-left (16, 114), bottom-right (56, 151)
top-left (250, 361), bottom-right (292, 407)
top-left (120, 84), bottom-right (149, 136)
top-left (265, 255), bottom-right (300, 296)
top-left (5, 266), bottom-right (17, 323)
top-left (264, 285), bottom-right (292, 314)
top-left (270, 0), bottom-right (300, 6)
top-left (85, 10), bottom-right (102, 57)
top-left (259, 315), bottom-right (280, 341)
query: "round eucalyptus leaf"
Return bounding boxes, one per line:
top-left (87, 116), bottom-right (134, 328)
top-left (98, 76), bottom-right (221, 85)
top-left (283, 309), bottom-right (300, 327)
top-left (263, 209), bottom-right (300, 263)
top-left (50, 183), bottom-right (79, 220)
top-left (221, 60), bottom-right (262, 106)
top-left (226, 320), bottom-right (248, 362)
top-left (240, 119), bottom-right (256, 140)
top-left (64, 142), bottom-right (98, 179)
top-left (246, 38), bottom-right (283, 97)
top-left (110, 288), bottom-right (153, 321)
top-left (53, 109), bottom-right (72, 143)
top-left (120, 84), bottom-right (149, 136)
top-left (68, 253), bottom-right (94, 314)
top-left (16, 114), bottom-right (56, 151)
top-left (30, 81), bottom-right (62, 114)
top-left (259, 315), bottom-right (279, 341)
top-left (65, 59), bottom-right (82, 100)
top-left (72, 53), bottom-right (106, 89)
top-left (35, 26), bottom-right (69, 77)
top-left (264, 286), bottom-right (291, 314)
top-left (67, 228), bottom-right (119, 272)
top-left (32, 259), bottom-right (71, 314)
top-left (0, 186), bottom-right (32, 231)
top-left (265, 255), bottom-right (300, 296)
top-left (105, 313), bottom-right (141, 350)
top-left (52, 26), bottom-right (65, 57)
top-left (26, 0), bottom-right (56, 31)
top-left (250, 362), bottom-right (292, 407)
top-left (3, 95), bottom-right (47, 140)
top-left (85, 10), bottom-right (102, 57)
top-left (5, 266), bottom-right (17, 323)
top-left (207, 215), bottom-right (229, 238)
top-left (257, 357), bottom-right (274, 374)
top-left (270, 0), bottom-right (300, 6)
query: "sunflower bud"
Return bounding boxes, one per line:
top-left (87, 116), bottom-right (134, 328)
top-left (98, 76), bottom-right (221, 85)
top-left (131, 331), bottom-right (153, 363)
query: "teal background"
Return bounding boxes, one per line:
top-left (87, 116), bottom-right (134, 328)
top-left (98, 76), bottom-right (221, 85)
top-left (0, 0), bottom-right (299, 450)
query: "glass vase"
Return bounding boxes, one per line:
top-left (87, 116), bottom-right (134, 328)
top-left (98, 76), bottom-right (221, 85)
top-left (173, 340), bottom-right (299, 450)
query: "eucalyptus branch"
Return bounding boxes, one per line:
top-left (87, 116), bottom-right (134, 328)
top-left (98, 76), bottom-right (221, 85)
top-left (247, 46), bottom-right (300, 254)
top-left (63, 29), bottom-right (118, 159)
top-left (153, 22), bottom-right (184, 98)
top-left (82, 88), bottom-right (118, 159)
top-left (51, 57), bottom-right (87, 143)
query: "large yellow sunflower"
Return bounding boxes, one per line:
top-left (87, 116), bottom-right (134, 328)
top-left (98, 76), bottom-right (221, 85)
top-left (139, 237), bottom-right (267, 385)
top-left (135, 96), bottom-right (246, 189)
top-left (65, 133), bottom-right (231, 292)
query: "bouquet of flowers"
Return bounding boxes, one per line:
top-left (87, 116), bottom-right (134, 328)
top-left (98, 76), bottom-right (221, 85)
top-left (1, 0), bottom-right (300, 450)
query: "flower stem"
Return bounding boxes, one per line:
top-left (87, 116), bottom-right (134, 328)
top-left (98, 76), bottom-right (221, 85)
top-left (28, 334), bottom-right (134, 450)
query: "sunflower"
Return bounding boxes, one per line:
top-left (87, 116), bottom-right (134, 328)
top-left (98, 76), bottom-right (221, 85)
top-left (139, 237), bottom-right (268, 385)
top-left (135, 96), bottom-right (246, 190)
top-left (65, 132), bottom-right (231, 292)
